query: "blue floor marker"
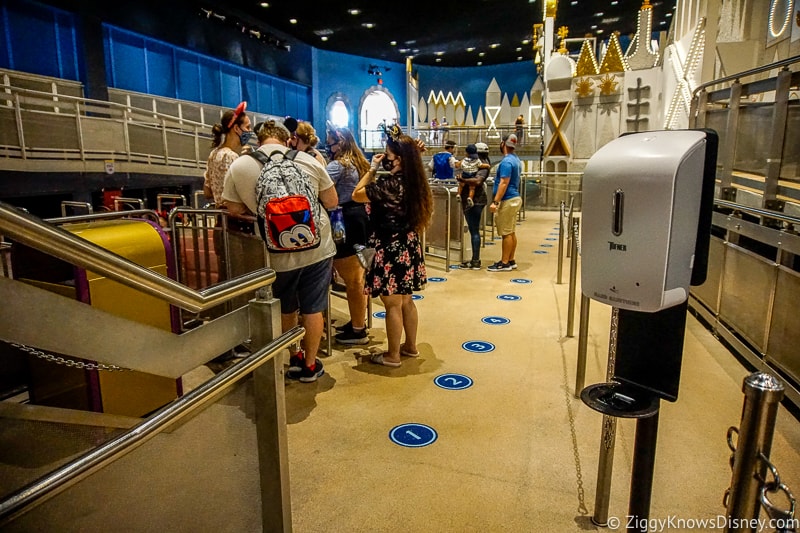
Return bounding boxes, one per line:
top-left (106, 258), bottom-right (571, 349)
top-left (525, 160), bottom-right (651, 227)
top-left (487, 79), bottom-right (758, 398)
top-left (540, 244), bottom-right (553, 247)
top-left (496, 294), bottom-right (522, 301)
top-left (389, 423), bottom-right (438, 448)
top-left (412, 294), bottom-right (424, 300)
top-left (462, 340), bottom-right (495, 353)
top-left (373, 311), bottom-right (386, 319)
top-left (428, 277), bottom-right (446, 282)
top-left (510, 278), bottom-right (532, 284)
top-left (482, 316), bottom-right (510, 325)
top-left (434, 374), bottom-right (474, 390)
top-left (533, 250), bottom-right (548, 254)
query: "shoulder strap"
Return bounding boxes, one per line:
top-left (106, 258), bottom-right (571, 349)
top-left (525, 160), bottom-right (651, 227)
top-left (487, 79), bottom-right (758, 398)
top-left (247, 150), bottom-right (270, 165)
top-left (285, 149), bottom-right (299, 161)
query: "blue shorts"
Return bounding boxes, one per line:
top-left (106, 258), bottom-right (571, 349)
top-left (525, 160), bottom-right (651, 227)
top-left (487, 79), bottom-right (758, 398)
top-left (272, 258), bottom-right (332, 315)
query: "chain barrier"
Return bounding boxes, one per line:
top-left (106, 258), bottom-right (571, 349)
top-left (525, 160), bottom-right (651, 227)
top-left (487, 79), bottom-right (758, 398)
top-left (724, 426), bottom-right (797, 531)
top-left (4, 341), bottom-right (131, 372)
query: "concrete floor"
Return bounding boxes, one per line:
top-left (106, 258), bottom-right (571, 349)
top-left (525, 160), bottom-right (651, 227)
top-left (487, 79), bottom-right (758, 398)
top-left (4, 210), bottom-right (800, 532)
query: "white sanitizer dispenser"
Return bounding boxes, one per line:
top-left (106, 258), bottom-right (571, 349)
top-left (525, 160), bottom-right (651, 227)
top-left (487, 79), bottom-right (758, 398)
top-left (581, 130), bottom-right (709, 312)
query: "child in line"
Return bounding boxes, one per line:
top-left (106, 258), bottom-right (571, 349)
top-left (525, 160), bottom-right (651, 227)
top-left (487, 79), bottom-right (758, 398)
top-left (458, 144), bottom-right (490, 208)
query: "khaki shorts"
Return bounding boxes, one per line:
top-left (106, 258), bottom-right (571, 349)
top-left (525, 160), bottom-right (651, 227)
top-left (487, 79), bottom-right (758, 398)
top-left (495, 196), bottom-right (522, 236)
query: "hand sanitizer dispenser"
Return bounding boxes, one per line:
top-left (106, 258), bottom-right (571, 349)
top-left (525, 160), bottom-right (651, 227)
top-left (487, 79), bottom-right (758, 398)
top-left (581, 130), bottom-right (714, 313)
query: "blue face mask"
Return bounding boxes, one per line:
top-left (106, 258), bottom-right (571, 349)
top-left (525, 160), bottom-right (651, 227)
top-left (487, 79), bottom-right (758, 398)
top-left (240, 130), bottom-right (257, 148)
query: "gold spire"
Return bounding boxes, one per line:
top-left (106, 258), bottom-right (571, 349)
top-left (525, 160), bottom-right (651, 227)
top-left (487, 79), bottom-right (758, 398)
top-left (557, 26), bottom-right (569, 54)
top-left (544, 0), bottom-right (557, 18)
top-left (575, 39), bottom-right (599, 76)
top-left (641, 0), bottom-right (652, 9)
top-left (599, 32), bottom-right (629, 73)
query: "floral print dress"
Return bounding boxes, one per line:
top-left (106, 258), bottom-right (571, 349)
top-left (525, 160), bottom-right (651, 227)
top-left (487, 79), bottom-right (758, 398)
top-left (364, 173), bottom-right (427, 296)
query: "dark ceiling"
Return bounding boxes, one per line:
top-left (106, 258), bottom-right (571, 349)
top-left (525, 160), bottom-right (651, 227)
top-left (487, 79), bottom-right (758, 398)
top-left (204, 0), bottom-right (673, 67)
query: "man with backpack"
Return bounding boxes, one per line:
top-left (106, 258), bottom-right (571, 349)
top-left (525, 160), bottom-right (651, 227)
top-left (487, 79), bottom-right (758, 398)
top-left (427, 139), bottom-right (460, 180)
top-left (222, 120), bottom-right (338, 383)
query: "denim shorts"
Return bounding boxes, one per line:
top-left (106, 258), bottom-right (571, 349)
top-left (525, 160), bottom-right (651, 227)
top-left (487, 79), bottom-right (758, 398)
top-left (272, 257), bottom-right (332, 315)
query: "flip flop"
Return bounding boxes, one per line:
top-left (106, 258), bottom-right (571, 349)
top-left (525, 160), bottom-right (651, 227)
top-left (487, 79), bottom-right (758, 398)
top-left (370, 353), bottom-right (401, 367)
top-left (400, 348), bottom-right (420, 358)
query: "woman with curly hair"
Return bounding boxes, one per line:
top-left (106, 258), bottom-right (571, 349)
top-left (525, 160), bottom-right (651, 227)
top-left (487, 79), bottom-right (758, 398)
top-left (352, 128), bottom-right (433, 367)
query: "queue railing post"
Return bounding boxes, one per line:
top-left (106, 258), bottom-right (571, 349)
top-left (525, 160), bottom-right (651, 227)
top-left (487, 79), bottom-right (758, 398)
top-left (724, 372), bottom-right (786, 532)
top-left (557, 201), bottom-right (565, 284)
top-left (591, 307), bottom-right (619, 528)
top-left (566, 218), bottom-right (579, 337)
top-left (575, 293), bottom-right (590, 397)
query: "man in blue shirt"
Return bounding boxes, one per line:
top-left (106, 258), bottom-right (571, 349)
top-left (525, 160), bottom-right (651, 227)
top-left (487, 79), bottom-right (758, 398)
top-left (487, 133), bottom-right (522, 272)
top-left (428, 139), bottom-right (458, 179)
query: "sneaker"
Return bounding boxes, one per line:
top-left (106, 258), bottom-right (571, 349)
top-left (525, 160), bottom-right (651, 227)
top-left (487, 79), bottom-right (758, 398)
top-left (294, 359), bottom-right (324, 383)
top-left (470, 260), bottom-right (481, 270)
top-left (335, 327), bottom-right (369, 345)
top-left (335, 321), bottom-right (352, 332)
top-left (288, 350), bottom-right (306, 373)
top-left (487, 261), bottom-right (513, 272)
top-left (509, 260), bottom-right (518, 270)
top-left (465, 197), bottom-right (474, 208)
top-left (459, 261), bottom-right (471, 269)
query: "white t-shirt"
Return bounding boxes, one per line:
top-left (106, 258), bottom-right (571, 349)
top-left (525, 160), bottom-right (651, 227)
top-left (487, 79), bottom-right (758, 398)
top-left (222, 144), bottom-right (336, 272)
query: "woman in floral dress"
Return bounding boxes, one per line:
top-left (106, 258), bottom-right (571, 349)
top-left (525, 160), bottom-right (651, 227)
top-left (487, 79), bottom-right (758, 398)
top-left (352, 128), bottom-right (433, 367)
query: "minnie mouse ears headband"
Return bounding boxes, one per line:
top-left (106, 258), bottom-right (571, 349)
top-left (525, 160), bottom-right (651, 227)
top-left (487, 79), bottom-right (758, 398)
top-left (379, 122), bottom-right (403, 142)
top-left (226, 101), bottom-right (247, 129)
top-left (326, 120), bottom-right (345, 143)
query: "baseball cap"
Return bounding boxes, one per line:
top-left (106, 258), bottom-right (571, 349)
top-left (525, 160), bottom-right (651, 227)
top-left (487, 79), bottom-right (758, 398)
top-left (475, 142), bottom-right (489, 153)
top-left (502, 133), bottom-right (518, 149)
top-left (465, 144), bottom-right (478, 155)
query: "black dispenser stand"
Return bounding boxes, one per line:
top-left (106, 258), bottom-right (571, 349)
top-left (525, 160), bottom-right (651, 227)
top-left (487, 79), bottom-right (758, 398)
top-left (581, 301), bottom-right (689, 528)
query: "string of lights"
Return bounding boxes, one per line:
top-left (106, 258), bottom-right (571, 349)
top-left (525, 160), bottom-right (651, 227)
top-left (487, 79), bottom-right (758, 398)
top-left (199, 7), bottom-right (291, 52)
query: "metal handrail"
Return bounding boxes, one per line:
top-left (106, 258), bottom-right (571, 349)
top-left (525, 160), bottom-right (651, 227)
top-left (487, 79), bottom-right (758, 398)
top-left (0, 325), bottom-right (304, 525)
top-left (6, 84), bottom-right (210, 129)
top-left (46, 209), bottom-right (162, 225)
top-left (692, 54), bottom-right (800, 97)
top-left (0, 201), bottom-right (274, 313)
top-left (715, 199), bottom-right (800, 226)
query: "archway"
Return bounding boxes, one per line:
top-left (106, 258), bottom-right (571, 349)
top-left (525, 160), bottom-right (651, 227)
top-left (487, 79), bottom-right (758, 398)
top-left (359, 86), bottom-right (399, 151)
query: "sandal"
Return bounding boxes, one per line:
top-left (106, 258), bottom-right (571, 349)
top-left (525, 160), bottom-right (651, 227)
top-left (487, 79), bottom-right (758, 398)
top-left (400, 348), bottom-right (420, 358)
top-left (370, 353), bottom-right (401, 367)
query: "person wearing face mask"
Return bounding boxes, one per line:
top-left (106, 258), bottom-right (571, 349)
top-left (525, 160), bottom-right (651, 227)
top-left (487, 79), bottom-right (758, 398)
top-left (204, 101), bottom-right (253, 206)
top-left (202, 102), bottom-right (257, 360)
top-left (292, 121), bottom-right (327, 166)
top-left (351, 126), bottom-right (433, 367)
top-left (325, 126), bottom-right (372, 345)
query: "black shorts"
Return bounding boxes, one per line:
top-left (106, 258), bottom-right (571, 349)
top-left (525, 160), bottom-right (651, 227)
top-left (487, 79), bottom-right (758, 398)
top-left (334, 202), bottom-right (370, 259)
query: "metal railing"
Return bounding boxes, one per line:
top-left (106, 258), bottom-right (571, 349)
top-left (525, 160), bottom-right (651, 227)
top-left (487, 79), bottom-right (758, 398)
top-left (0, 199), bottom-right (298, 531)
top-left (0, 83), bottom-right (211, 176)
top-left (0, 201), bottom-right (272, 313)
top-left (690, 54), bottom-right (800, 210)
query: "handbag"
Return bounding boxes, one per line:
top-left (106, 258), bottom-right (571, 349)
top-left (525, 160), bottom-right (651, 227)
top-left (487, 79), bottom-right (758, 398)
top-left (354, 244), bottom-right (376, 270)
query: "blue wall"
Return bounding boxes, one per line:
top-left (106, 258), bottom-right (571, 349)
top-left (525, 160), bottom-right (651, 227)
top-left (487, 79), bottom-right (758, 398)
top-left (312, 49), bottom-right (406, 140)
top-left (0, 1), bottom-right (81, 80)
top-left (2, 0), bottom-right (537, 137)
top-left (104, 25), bottom-right (311, 118)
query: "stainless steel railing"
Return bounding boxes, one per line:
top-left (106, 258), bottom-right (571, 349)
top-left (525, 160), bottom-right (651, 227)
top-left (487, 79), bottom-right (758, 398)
top-left (0, 199), bottom-right (297, 531)
top-left (0, 326), bottom-right (302, 526)
top-left (0, 201), bottom-right (274, 313)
